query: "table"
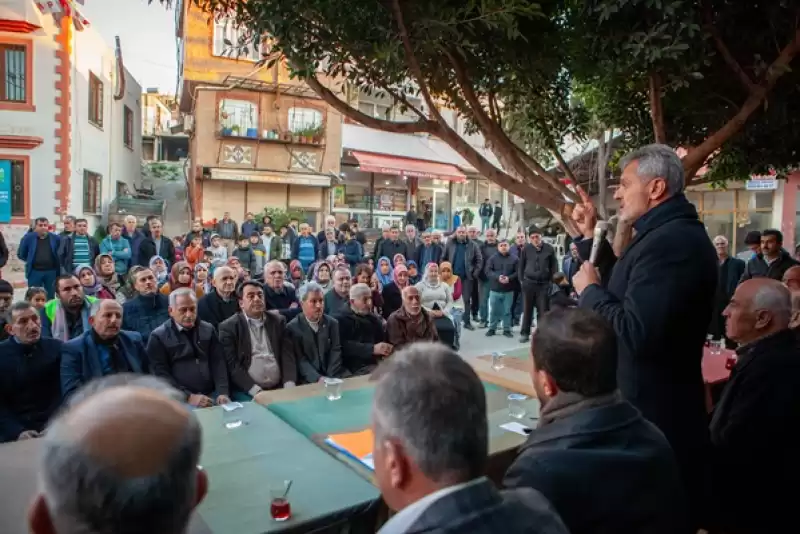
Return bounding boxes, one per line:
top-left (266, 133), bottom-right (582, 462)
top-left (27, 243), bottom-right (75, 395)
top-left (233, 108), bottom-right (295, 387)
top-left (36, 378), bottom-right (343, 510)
top-left (258, 375), bottom-right (540, 485)
top-left (0, 403), bottom-right (380, 534)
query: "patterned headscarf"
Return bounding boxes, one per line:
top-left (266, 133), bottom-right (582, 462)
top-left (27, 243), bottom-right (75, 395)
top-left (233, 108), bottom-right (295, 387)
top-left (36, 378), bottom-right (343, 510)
top-left (392, 264), bottom-right (410, 289)
top-left (74, 265), bottom-right (103, 296)
top-left (376, 256), bottom-right (393, 286)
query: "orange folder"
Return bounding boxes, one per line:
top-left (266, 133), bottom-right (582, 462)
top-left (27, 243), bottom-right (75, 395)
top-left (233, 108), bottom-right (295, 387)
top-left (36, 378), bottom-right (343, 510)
top-left (326, 429), bottom-right (374, 459)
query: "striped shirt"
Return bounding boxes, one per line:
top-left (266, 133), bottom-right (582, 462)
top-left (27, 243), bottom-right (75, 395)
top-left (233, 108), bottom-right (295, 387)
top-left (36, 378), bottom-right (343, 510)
top-left (72, 235), bottom-right (91, 268)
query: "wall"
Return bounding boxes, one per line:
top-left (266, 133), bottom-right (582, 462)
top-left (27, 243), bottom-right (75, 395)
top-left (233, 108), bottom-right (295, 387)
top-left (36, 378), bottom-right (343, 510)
top-left (111, 67), bottom-right (143, 194)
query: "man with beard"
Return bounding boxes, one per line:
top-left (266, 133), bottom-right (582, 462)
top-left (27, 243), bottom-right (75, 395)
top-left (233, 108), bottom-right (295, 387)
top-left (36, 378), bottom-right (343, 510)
top-left (58, 218), bottom-right (99, 274)
top-left (572, 144), bottom-right (717, 527)
top-left (477, 229), bottom-right (499, 328)
top-left (518, 226), bottom-right (557, 343)
top-left (197, 266), bottom-right (239, 328)
top-left (148, 288), bottom-right (231, 408)
top-left (262, 260), bottom-right (301, 321)
top-left (372, 225), bottom-right (391, 260)
top-left (219, 280), bottom-right (297, 401)
top-left (122, 267), bottom-right (171, 340)
top-left (378, 226), bottom-right (409, 262)
top-left (335, 283), bottom-right (391, 375)
top-left (183, 219), bottom-right (212, 249)
top-left (139, 218), bottom-right (176, 267)
top-left (41, 275), bottom-right (97, 341)
top-left (442, 226), bottom-right (483, 330)
top-left (387, 286), bottom-right (439, 350)
top-left (61, 299), bottom-right (147, 400)
top-left (0, 302), bottom-right (63, 442)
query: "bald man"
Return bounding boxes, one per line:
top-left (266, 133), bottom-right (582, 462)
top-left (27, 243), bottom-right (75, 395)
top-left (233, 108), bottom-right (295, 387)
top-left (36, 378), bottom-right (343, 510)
top-left (710, 278), bottom-right (800, 533)
top-left (29, 379), bottom-right (207, 534)
top-left (782, 264), bottom-right (800, 292)
top-left (709, 235), bottom-right (745, 345)
top-left (197, 266), bottom-right (239, 328)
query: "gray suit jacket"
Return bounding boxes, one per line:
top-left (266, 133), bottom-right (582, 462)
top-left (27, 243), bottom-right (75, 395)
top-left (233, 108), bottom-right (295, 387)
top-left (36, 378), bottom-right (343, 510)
top-left (285, 314), bottom-right (349, 384)
top-left (404, 477), bottom-right (568, 534)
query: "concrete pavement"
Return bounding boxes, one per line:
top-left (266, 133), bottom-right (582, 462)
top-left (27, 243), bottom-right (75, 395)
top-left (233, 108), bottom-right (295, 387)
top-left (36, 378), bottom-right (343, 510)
top-left (458, 322), bottom-right (530, 359)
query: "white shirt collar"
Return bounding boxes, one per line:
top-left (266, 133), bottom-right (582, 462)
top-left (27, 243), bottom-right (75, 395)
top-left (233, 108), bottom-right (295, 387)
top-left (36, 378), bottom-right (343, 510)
top-left (378, 478), bottom-right (485, 534)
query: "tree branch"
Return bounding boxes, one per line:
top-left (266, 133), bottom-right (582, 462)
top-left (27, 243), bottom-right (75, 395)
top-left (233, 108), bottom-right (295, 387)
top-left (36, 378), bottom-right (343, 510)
top-left (703, 2), bottom-right (757, 94)
top-left (682, 28), bottom-right (800, 179)
top-left (303, 74), bottom-right (435, 134)
top-left (390, 0), bottom-right (446, 125)
top-left (648, 72), bottom-right (666, 143)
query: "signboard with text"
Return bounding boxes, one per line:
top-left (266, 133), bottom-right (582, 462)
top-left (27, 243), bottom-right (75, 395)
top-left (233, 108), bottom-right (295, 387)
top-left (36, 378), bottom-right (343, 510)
top-left (0, 160), bottom-right (11, 223)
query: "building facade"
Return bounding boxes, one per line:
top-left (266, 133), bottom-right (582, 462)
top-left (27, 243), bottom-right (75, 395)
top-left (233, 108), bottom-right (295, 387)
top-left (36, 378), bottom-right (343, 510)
top-left (0, 1), bottom-right (142, 241)
top-left (175, 1), bottom-right (341, 227)
top-left (141, 91), bottom-right (188, 162)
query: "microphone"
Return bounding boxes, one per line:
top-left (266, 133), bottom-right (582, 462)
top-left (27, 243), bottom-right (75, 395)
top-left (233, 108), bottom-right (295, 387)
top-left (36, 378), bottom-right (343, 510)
top-left (589, 221), bottom-right (610, 265)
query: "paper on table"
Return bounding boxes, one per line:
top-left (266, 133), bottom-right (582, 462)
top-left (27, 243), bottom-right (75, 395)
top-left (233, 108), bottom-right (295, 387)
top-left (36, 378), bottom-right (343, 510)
top-left (500, 422), bottom-right (532, 436)
top-left (221, 402), bottom-right (244, 412)
top-left (325, 429), bottom-right (375, 470)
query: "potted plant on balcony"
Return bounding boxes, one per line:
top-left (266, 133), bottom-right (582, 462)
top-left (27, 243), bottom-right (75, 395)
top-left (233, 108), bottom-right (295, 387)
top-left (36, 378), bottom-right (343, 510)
top-left (291, 130), bottom-right (301, 143)
top-left (231, 125), bottom-right (241, 136)
top-left (221, 126), bottom-right (233, 136)
top-left (304, 127), bottom-right (316, 144)
top-left (311, 125), bottom-right (325, 144)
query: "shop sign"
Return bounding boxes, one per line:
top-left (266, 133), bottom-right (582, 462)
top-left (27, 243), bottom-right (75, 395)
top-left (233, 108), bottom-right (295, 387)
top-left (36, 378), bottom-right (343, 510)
top-left (209, 168), bottom-right (331, 187)
top-left (746, 178), bottom-right (777, 191)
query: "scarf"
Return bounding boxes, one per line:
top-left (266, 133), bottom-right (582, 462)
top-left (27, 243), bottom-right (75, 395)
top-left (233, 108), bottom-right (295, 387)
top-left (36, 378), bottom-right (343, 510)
top-left (392, 253), bottom-right (406, 267)
top-left (52, 299), bottom-right (92, 342)
top-left (539, 390), bottom-right (622, 427)
top-left (313, 261), bottom-right (333, 286)
top-left (194, 263), bottom-right (212, 294)
top-left (74, 265), bottom-right (103, 296)
top-left (169, 261), bottom-right (194, 290)
top-left (406, 260), bottom-right (420, 284)
top-left (149, 255), bottom-right (169, 284)
top-left (94, 254), bottom-right (120, 292)
top-left (376, 256), bottom-right (394, 286)
top-left (439, 261), bottom-right (460, 287)
top-left (392, 264), bottom-right (409, 289)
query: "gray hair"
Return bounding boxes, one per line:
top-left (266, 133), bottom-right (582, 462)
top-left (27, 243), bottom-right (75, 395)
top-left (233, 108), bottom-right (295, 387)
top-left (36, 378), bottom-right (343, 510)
top-left (169, 287), bottom-right (197, 307)
top-left (298, 282), bottom-right (324, 302)
top-left (349, 283), bottom-right (371, 300)
top-left (619, 143), bottom-right (685, 197)
top-left (65, 374), bottom-right (185, 408)
top-left (371, 342), bottom-right (487, 483)
top-left (753, 282), bottom-right (792, 325)
top-left (713, 235), bottom-right (728, 245)
top-left (212, 266), bottom-right (234, 281)
top-left (40, 377), bottom-right (201, 534)
top-left (405, 224), bottom-right (416, 232)
top-left (89, 298), bottom-right (122, 318)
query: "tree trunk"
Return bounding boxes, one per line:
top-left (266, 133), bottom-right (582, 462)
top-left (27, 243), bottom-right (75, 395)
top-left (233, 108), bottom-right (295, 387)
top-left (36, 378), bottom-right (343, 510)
top-left (648, 73), bottom-right (666, 144)
top-left (596, 130), bottom-right (610, 219)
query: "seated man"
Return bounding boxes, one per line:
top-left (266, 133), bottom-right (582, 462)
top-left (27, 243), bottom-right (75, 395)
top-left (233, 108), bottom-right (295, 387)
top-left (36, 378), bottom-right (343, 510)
top-left (335, 283), bottom-right (391, 375)
top-left (148, 288), bottom-right (231, 408)
top-left (28, 376), bottom-right (207, 534)
top-left (324, 267), bottom-right (352, 315)
top-left (386, 286), bottom-right (438, 350)
top-left (263, 260), bottom-right (301, 321)
top-left (286, 282), bottom-right (348, 384)
top-left (41, 275), bottom-right (96, 341)
top-left (373, 343), bottom-right (569, 534)
top-left (0, 279), bottom-right (14, 341)
top-left (219, 280), bottom-right (297, 400)
top-left (0, 302), bottom-right (62, 443)
top-left (709, 278), bottom-right (800, 534)
top-left (197, 266), bottom-right (240, 328)
top-left (503, 307), bottom-right (686, 534)
top-left (61, 300), bottom-right (147, 400)
top-left (122, 266), bottom-right (170, 340)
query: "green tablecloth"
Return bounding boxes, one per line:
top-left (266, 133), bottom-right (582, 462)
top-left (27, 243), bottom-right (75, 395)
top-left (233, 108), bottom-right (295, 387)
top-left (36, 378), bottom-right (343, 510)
top-left (193, 403), bottom-right (379, 534)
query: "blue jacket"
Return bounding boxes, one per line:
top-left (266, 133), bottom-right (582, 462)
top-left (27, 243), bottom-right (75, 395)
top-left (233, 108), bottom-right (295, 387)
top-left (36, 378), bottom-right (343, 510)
top-left (100, 235), bottom-right (132, 275)
top-left (292, 235), bottom-right (319, 269)
top-left (122, 293), bottom-right (171, 341)
top-left (60, 330), bottom-right (147, 400)
top-left (122, 228), bottom-right (146, 266)
top-left (18, 231), bottom-right (61, 277)
top-left (340, 239), bottom-right (362, 266)
top-left (0, 337), bottom-right (63, 442)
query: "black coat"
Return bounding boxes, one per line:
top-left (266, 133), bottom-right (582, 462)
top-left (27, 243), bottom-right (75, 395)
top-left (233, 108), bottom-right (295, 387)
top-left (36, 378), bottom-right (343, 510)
top-left (708, 329), bottom-right (800, 534)
top-left (334, 306), bottom-right (386, 375)
top-left (147, 319), bottom-right (229, 397)
top-left (381, 281), bottom-right (403, 319)
top-left (139, 236), bottom-right (176, 267)
top-left (518, 242), bottom-right (557, 286)
top-left (378, 239), bottom-right (409, 262)
top-left (739, 248), bottom-right (798, 283)
top-left (264, 284), bottom-right (301, 321)
top-left (0, 338), bottom-right (62, 442)
top-left (577, 194), bottom-right (716, 511)
top-left (0, 231), bottom-right (8, 269)
top-left (286, 314), bottom-right (348, 383)
top-left (218, 312), bottom-right (297, 391)
top-left (197, 290), bottom-right (240, 329)
top-left (504, 397), bottom-right (688, 534)
top-left (57, 234), bottom-right (100, 273)
top-left (709, 257), bottom-right (745, 338)
top-left (404, 477), bottom-right (568, 534)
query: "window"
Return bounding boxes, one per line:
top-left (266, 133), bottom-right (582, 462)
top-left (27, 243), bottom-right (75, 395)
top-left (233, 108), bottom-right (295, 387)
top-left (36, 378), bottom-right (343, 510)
top-left (0, 43), bottom-right (26, 103)
top-left (0, 159), bottom-right (27, 218)
top-left (123, 106), bottom-right (133, 148)
top-left (219, 99), bottom-right (257, 134)
top-left (89, 72), bottom-right (103, 128)
top-left (83, 170), bottom-right (102, 214)
top-left (287, 107), bottom-right (322, 133)
top-left (212, 17), bottom-right (261, 61)
top-left (691, 189), bottom-right (774, 255)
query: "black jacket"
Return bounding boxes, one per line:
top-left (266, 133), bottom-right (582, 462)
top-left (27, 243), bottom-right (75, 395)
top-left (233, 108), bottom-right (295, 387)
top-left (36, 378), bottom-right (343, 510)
top-left (518, 242), bottom-right (557, 285)
top-left (485, 251), bottom-right (518, 293)
top-left (442, 238), bottom-right (483, 280)
top-left (264, 284), bottom-right (301, 321)
top-left (197, 290), bottom-right (239, 329)
top-left (404, 477), bottom-right (568, 534)
top-left (0, 231), bottom-right (8, 269)
top-left (139, 236), bottom-right (176, 267)
top-left (708, 329), bottom-right (800, 533)
top-left (577, 194), bottom-right (716, 511)
top-left (415, 244), bottom-right (444, 267)
top-left (709, 257), bottom-right (745, 338)
top-left (334, 306), bottom-right (386, 375)
top-left (0, 338), bottom-right (62, 442)
top-left (739, 248), bottom-right (798, 283)
top-left (504, 397), bottom-right (687, 534)
top-left (218, 312), bottom-right (297, 392)
top-left (479, 241), bottom-right (499, 281)
top-left (381, 281), bottom-right (403, 319)
top-left (378, 239), bottom-right (408, 261)
top-left (286, 314), bottom-right (348, 383)
top-left (121, 293), bottom-right (170, 341)
top-left (232, 246), bottom-right (257, 274)
top-left (57, 233), bottom-right (99, 273)
top-left (147, 319), bottom-right (229, 397)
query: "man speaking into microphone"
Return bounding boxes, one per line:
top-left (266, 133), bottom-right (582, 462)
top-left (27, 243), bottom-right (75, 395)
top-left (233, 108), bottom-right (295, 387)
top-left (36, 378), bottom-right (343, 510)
top-left (571, 144), bottom-right (717, 527)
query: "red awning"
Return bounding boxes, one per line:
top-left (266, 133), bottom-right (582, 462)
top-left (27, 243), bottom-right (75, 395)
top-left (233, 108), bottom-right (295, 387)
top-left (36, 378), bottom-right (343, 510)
top-left (351, 151), bottom-right (466, 182)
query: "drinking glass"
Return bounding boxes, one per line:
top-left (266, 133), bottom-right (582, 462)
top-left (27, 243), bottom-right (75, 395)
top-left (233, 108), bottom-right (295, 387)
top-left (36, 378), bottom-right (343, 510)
top-left (269, 482), bottom-right (292, 521)
top-left (221, 402), bottom-right (245, 429)
top-left (324, 378), bottom-right (343, 401)
top-left (491, 352), bottom-right (505, 371)
top-left (508, 393), bottom-right (528, 419)
top-left (710, 339), bottom-right (725, 356)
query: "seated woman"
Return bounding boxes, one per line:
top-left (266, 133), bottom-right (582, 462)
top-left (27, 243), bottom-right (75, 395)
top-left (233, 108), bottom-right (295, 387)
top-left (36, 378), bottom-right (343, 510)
top-left (149, 255), bottom-right (169, 288)
top-left (160, 261), bottom-right (202, 298)
top-left (375, 256), bottom-right (393, 288)
top-left (75, 265), bottom-right (115, 300)
top-left (439, 261), bottom-right (463, 342)
top-left (407, 260), bottom-right (420, 284)
top-left (94, 253), bottom-right (122, 301)
top-left (381, 264), bottom-right (410, 319)
top-left (194, 263), bottom-right (211, 296)
top-left (415, 263), bottom-right (457, 349)
top-left (354, 263), bottom-right (383, 312)
top-left (288, 260), bottom-right (305, 289)
top-left (392, 253), bottom-right (406, 268)
top-left (312, 260), bottom-right (333, 294)
top-left (386, 285), bottom-right (438, 351)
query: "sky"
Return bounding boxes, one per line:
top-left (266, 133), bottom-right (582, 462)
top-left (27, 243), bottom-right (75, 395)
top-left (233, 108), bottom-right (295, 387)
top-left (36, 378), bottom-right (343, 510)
top-left (82, 0), bottom-right (178, 95)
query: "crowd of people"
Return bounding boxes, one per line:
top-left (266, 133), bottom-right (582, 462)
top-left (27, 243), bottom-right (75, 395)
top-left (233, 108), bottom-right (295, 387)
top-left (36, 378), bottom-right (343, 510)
top-left (1, 143), bottom-right (799, 534)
